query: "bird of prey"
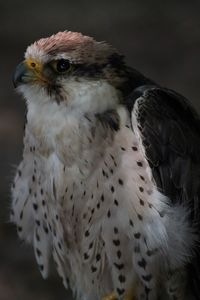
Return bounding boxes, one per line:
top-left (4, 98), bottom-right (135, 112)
top-left (11, 31), bottom-right (200, 300)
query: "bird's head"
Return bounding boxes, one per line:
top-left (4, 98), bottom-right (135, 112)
top-left (13, 31), bottom-right (126, 111)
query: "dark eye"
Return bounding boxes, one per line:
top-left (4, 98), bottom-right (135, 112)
top-left (55, 59), bottom-right (70, 73)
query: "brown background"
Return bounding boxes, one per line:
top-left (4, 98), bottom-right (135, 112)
top-left (0, 0), bottom-right (200, 299)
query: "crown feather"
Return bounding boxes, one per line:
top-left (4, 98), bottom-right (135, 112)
top-left (25, 31), bottom-right (117, 64)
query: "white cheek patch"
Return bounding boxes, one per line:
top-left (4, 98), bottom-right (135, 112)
top-left (60, 78), bottom-right (120, 113)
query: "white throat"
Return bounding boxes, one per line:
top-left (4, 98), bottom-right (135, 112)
top-left (22, 79), bottom-right (120, 167)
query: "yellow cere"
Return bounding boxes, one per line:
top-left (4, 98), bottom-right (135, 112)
top-left (25, 59), bottom-right (43, 74)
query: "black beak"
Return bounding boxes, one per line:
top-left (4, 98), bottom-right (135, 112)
top-left (13, 61), bottom-right (35, 88)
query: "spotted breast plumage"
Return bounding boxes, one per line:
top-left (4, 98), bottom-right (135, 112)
top-left (11, 31), bottom-right (200, 300)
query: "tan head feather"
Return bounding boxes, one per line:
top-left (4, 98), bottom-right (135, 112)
top-left (25, 31), bottom-right (116, 64)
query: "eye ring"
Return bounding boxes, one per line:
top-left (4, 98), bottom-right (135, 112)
top-left (53, 59), bottom-right (71, 73)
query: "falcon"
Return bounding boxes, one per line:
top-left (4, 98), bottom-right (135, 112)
top-left (11, 31), bottom-right (200, 300)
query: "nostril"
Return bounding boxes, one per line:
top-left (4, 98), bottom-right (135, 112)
top-left (31, 62), bottom-right (36, 68)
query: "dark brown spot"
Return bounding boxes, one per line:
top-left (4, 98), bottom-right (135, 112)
top-left (53, 227), bottom-right (57, 237)
top-left (121, 147), bottom-right (126, 151)
top-left (113, 239), bottom-right (120, 246)
top-left (134, 232), bottom-right (141, 239)
top-left (102, 169), bottom-right (106, 177)
top-left (114, 262), bottom-right (124, 270)
top-left (117, 288), bottom-right (125, 296)
top-left (118, 178), bottom-right (123, 185)
top-left (43, 226), bottom-right (49, 234)
top-left (146, 249), bottom-right (157, 256)
top-left (36, 220), bottom-right (40, 226)
top-left (129, 219), bottom-right (134, 227)
top-left (20, 211), bottom-right (23, 219)
top-left (140, 199), bottom-right (145, 206)
top-left (132, 146), bottom-right (138, 151)
top-left (39, 265), bottom-right (44, 271)
top-left (138, 214), bottom-right (143, 221)
top-left (145, 286), bottom-right (151, 296)
top-left (91, 265), bottom-right (97, 273)
top-left (137, 161), bottom-right (143, 167)
top-left (139, 186), bottom-right (144, 192)
top-left (84, 252), bottom-right (89, 260)
top-left (110, 186), bottom-right (115, 193)
top-left (142, 274), bottom-right (153, 282)
top-left (110, 154), bottom-right (115, 160)
top-left (138, 258), bottom-right (147, 269)
top-left (33, 203), bottom-right (38, 211)
top-left (85, 230), bottom-right (90, 237)
top-left (118, 274), bottom-right (126, 283)
top-left (117, 250), bottom-right (122, 259)
top-left (89, 242), bottom-right (93, 249)
top-left (96, 254), bottom-right (101, 261)
top-left (146, 250), bottom-right (152, 256)
top-left (36, 248), bottom-right (41, 257)
top-left (140, 175), bottom-right (145, 181)
top-left (159, 211), bottom-right (165, 218)
top-left (36, 232), bottom-right (40, 241)
top-left (101, 194), bottom-right (104, 202)
top-left (114, 199), bottom-right (119, 206)
top-left (114, 227), bottom-right (119, 234)
top-left (17, 226), bottom-right (22, 232)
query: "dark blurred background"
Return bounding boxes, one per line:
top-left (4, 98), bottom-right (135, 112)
top-left (0, 0), bottom-right (200, 299)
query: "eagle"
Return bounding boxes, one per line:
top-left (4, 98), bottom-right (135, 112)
top-left (11, 31), bottom-right (200, 300)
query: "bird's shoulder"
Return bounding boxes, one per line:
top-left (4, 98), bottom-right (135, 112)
top-left (125, 84), bottom-right (200, 205)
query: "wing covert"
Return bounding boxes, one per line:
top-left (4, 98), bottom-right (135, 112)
top-left (127, 85), bottom-right (200, 299)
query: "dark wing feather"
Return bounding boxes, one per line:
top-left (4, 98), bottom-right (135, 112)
top-left (126, 84), bottom-right (200, 298)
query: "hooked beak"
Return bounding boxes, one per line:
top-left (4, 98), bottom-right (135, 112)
top-left (13, 59), bottom-right (46, 88)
